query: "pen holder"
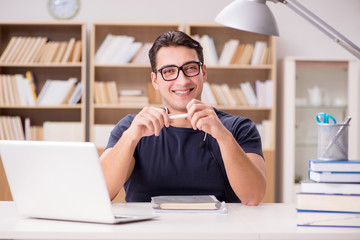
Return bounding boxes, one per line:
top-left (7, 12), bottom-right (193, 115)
top-left (317, 123), bottom-right (349, 160)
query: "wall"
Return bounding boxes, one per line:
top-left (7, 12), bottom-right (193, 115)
top-left (1, 0), bottom-right (360, 202)
top-left (0, 0), bottom-right (359, 56)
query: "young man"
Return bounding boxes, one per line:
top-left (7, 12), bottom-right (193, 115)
top-left (100, 31), bottom-right (266, 205)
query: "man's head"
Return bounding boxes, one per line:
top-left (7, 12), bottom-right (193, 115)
top-left (149, 31), bottom-right (204, 73)
top-left (149, 31), bottom-right (207, 114)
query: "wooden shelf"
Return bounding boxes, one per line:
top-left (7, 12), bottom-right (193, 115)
top-left (0, 21), bottom-right (87, 141)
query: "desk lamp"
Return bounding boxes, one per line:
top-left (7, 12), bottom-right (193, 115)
top-left (215, 0), bottom-right (360, 60)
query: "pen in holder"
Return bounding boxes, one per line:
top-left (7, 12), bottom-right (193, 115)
top-left (317, 116), bottom-right (351, 160)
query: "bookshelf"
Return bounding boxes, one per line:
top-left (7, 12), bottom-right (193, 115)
top-left (185, 23), bottom-right (277, 202)
top-left (89, 22), bottom-right (276, 202)
top-left (0, 22), bottom-right (87, 200)
top-left (89, 22), bottom-right (182, 147)
top-left (279, 57), bottom-right (360, 203)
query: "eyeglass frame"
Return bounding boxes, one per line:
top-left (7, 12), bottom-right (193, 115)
top-left (155, 61), bottom-right (204, 81)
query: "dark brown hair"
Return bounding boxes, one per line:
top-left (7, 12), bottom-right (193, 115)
top-left (149, 31), bottom-right (204, 72)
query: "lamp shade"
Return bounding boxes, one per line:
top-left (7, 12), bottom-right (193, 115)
top-left (215, 0), bottom-right (279, 36)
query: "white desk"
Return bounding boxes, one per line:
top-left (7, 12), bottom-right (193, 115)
top-left (0, 201), bottom-right (359, 240)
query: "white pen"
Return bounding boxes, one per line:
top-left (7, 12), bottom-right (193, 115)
top-left (169, 113), bottom-right (188, 119)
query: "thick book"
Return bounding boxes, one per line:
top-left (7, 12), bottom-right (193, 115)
top-left (301, 180), bottom-right (360, 194)
top-left (309, 170), bottom-right (360, 183)
top-left (296, 192), bottom-right (360, 213)
top-left (297, 210), bottom-right (360, 228)
top-left (151, 195), bottom-right (222, 210)
top-left (309, 159), bottom-right (360, 172)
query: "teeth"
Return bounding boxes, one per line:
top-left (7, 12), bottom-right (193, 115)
top-left (174, 90), bottom-right (190, 94)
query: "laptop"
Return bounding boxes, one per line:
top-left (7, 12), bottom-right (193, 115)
top-left (0, 140), bottom-right (157, 224)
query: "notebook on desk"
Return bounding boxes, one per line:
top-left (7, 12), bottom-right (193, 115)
top-left (0, 140), bottom-right (156, 224)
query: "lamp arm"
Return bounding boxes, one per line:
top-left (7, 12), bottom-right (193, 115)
top-left (273, 0), bottom-right (360, 59)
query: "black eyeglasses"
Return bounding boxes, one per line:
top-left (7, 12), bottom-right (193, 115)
top-left (155, 61), bottom-right (203, 81)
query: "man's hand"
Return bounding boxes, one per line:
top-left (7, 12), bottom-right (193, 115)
top-left (186, 99), bottom-right (229, 141)
top-left (126, 107), bottom-right (170, 140)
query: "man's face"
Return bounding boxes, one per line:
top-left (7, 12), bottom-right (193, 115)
top-left (151, 46), bottom-right (207, 114)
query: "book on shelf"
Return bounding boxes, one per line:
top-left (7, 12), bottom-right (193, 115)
top-left (255, 80), bottom-right (273, 107)
top-left (309, 170), bottom-right (360, 183)
top-left (296, 192), bottom-right (360, 213)
top-left (220, 84), bottom-right (237, 106)
top-left (211, 84), bottom-right (229, 106)
top-left (52, 41), bottom-right (67, 63)
top-left (24, 118), bottom-right (44, 141)
top-left (131, 42), bottom-right (152, 64)
top-left (43, 121), bottom-right (84, 142)
top-left (201, 82), bottom-right (217, 106)
top-left (0, 36), bottom-right (17, 63)
top-left (240, 81), bottom-right (257, 106)
top-left (151, 195), bottom-right (222, 210)
top-left (232, 88), bottom-right (249, 106)
top-left (197, 35), bottom-right (218, 66)
top-left (6, 37), bottom-right (24, 63)
top-left (119, 89), bottom-right (143, 96)
top-left (256, 120), bottom-right (271, 149)
top-left (119, 96), bottom-right (148, 105)
top-left (28, 37), bottom-right (48, 63)
top-left (93, 124), bottom-right (115, 148)
top-left (250, 41), bottom-right (267, 65)
top-left (94, 81), bottom-right (118, 104)
top-left (297, 210), bottom-right (360, 228)
top-left (67, 82), bottom-right (82, 104)
top-left (61, 37), bottom-right (76, 63)
top-left (70, 40), bottom-right (82, 63)
top-left (95, 34), bottom-right (142, 64)
top-left (230, 43), bottom-right (245, 65)
top-left (106, 81), bottom-right (119, 104)
top-left (238, 43), bottom-right (254, 65)
top-left (0, 116), bottom-right (25, 140)
top-left (300, 180), bottom-right (360, 195)
top-left (0, 75), bottom-right (13, 105)
top-left (218, 39), bottom-right (239, 66)
top-left (36, 78), bottom-right (78, 106)
top-left (0, 76), bottom-right (4, 105)
top-left (25, 71), bottom-right (37, 102)
top-left (0, 36), bottom-right (81, 64)
top-left (309, 159), bottom-right (360, 172)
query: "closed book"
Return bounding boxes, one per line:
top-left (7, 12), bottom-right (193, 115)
top-left (43, 121), bottom-right (84, 142)
top-left (301, 180), bottom-right (360, 194)
top-left (309, 159), bottom-right (360, 172)
top-left (93, 124), bottom-right (115, 148)
top-left (309, 170), bottom-right (360, 183)
top-left (151, 195), bottom-right (221, 210)
top-left (297, 210), bottom-right (360, 228)
top-left (296, 192), bottom-right (360, 213)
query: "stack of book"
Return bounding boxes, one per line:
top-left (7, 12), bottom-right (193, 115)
top-left (297, 159), bottom-right (360, 228)
top-left (0, 115), bottom-right (25, 140)
top-left (201, 81), bottom-right (273, 107)
top-left (95, 34), bottom-right (143, 64)
top-left (0, 73), bottom-right (81, 106)
top-left (94, 81), bottom-right (148, 105)
top-left (191, 35), bottom-right (270, 66)
top-left (0, 36), bottom-right (82, 64)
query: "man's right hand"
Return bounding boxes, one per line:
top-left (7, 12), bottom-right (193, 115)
top-left (126, 107), bottom-right (170, 140)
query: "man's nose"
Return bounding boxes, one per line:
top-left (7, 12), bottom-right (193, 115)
top-left (176, 69), bottom-right (191, 83)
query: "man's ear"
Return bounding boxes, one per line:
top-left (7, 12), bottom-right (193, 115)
top-left (202, 64), bottom-right (207, 83)
top-left (151, 72), bottom-right (159, 90)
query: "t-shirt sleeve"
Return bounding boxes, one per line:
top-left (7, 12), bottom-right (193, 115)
top-left (230, 117), bottom-right (264, 159)
top-left (105, 114), bottom-right (135, 150)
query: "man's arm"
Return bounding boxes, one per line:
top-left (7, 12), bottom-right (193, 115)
top-left (186, 99), bottom-right (266, 205)
top-left (100, 107), bottom-right (170, 200)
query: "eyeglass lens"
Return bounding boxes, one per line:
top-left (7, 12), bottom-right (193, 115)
top-left (160, 62), bottom-right (201, 81)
